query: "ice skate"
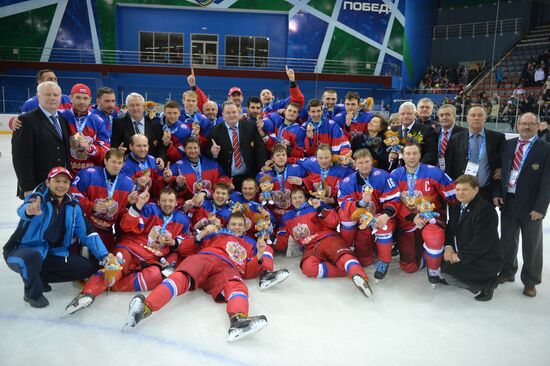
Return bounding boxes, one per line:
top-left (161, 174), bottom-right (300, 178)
top-left (259, 269), bottom-right (290, 290)
top-left (62, 293), bottom-right (95, 317)
top-left (427, 268), bottom-right (447, 288)
top-left (227, 313), bottom-right (268, 342)
top-left (374, 261), bottom-right (389, 281)
top-left (122, 294), bottom-right (150, 332)
top-left (352, 274), bottom-right (373, 298)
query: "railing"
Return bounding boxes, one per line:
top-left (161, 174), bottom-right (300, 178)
top-left (432, 17), bottom-right (521, 40)
top-left (0, 46), bottom-right (401, 77)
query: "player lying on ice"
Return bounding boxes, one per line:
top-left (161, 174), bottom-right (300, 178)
top-left (276, 188), bottom-right (373, 298)
top-left (122, 212), bottom-right (287, 342)
top-left (64, 186), bottom-right (190, 315)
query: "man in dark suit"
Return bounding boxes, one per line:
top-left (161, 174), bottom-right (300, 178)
top-left (416, 97), bottom-right (439, 129)
top-left (493, 112), bottom-right (550, 297)
top-left (388, 101), bottom-right (437, 169)
top-left (111, 92), bottom-right (165, 160)
top-left (435, 104), bottom-right (465, 171)
top-left (12, 81), bottom-right (71, 199)
top-left (208, 101), bottom-right (267, 190)
top-left (442, 175), bottom-right (503, 301)
top-left (445, 105), bottom-right (505, 201)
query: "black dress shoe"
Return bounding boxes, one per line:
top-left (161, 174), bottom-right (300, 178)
top-left (42, 283), bottom-right (52, 293)
top-left (24, 294), bottom-right (49, 308)
top-left (474, 287), bottom-right (494, 301)
top-left (523, 285), bottom-right (537, 297)
top-left (497, 274), bottom-right (514, 284)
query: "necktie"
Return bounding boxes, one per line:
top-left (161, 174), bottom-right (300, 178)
top-left (459, 204), bottom-right (467, 219)
top-left (441, 130), bottom-right (449, 155)
top-left (470, 134), bottom-right (480, 162)
top-left (231, 126), bottom-right (243, 169)
top-left (133, 121), bottom-right (143, 134)
top-left (50, 115), bottom-right (63, 139)
top-left (403, 127), bottom-right (409, 138)
top-left (512, 140), bottom-right (529, 171)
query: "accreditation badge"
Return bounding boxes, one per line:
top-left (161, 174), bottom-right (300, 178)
top-left (464, 161), bottom-right (480, 176)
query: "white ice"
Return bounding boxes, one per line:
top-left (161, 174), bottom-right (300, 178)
top-left (0, 135), bottom-right (548, 366)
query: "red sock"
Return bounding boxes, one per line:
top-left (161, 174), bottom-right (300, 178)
top-left (224, 280), bottom-right (249, 316)
top-left (145, 271), bottom-right (190, 312)
top-left (336, 253), bottom-right (368, 279)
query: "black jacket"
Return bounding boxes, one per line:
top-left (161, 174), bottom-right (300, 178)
top-left (111, 114), bottom-right (166, 159)
top-left (444, 128), bottom-right (505, 185)
top-left (12, 107), bottom-right (71, 197)
top-left (445, 194), bottom-right (504, 281)
top-left (207, 121), bottom-right (267, 178)
top-left (494, 137), bottom-right (550, 218)
top-left (394, 122), bottom-right (438, 165)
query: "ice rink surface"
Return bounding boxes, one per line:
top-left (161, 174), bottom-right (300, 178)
top-left (0, 135), bottom-right (548, 366)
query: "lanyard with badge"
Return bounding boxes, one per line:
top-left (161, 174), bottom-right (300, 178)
top-left (75, 114), bottom-right (88, 134)
top-left (161, 213), bottom-right (173, 234)
top-left (465, 134), bottom-right (485, 176)
top-left (103, 168), bottom-right (119, 200)
top-left (276, 167), bottom-right (288, 191)
top-left (191, 158), bottom-right (202, 182)
top-left (509, 137), bottom-right (537, 187)
top-left (132, 152), bottom-right (149, 172)
top-left (277, 123), bottom-right (290, 143)
top-left (319, 167), bottom-right (329, 191)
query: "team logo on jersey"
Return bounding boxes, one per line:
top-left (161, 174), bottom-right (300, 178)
top-left (93, 198), bottom-right (118, 221)
top-left (193, 179), bottom-right (212, 195)
top-left (69, 134), bottom-right (94, 161)
top-left (400, 190), bottom-right (423, 210)
top-left (292, 223), bottom-right (311, 242)
top-left (226, 241), bottom-right (247, 265)
top-left (143, 225), bottom-right (171, 256)
top-left (273, 189), bottom-right (291, 209)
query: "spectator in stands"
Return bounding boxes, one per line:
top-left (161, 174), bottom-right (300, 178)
top-left (495, 67), bottom-right (504, 89)
top-left (534, 65), bottom-right (545, 85)
top-left (489, 93), bottom-right (500, 123)
top-left (542, 87), bottom-right (550, 103)
top-left (512, 84), bottom-right (526, 99)
top-left (538, 121), bottom-right (550, 142)
top-left (501, 101), bottom-right (518, 131)
top-left (519, 91), bottom-right (537, 114)
top-left (543, 76), bottom-right (550, 93)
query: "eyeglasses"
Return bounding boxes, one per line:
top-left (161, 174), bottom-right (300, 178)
top-left (517, 122), bottom-right (539, 126)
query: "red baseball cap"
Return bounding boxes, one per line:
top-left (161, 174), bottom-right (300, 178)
top-left (48, 166), bottom-right (73, 180)
top-left (228, 87), bottom-right (242, 96)
top-left (70, 83), bottom-right (91, 96)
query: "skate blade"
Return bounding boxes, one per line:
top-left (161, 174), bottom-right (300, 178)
top-left (121, 316), bottom-right (136, 333)
top-left (353, 276), bottom-right (374, 300)
top-left (227, 319), bottom-right (268, 343)
top-left (60, 297), bottom-right (93, 318)
top-left (259, 271), bottom-right (290, 290)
